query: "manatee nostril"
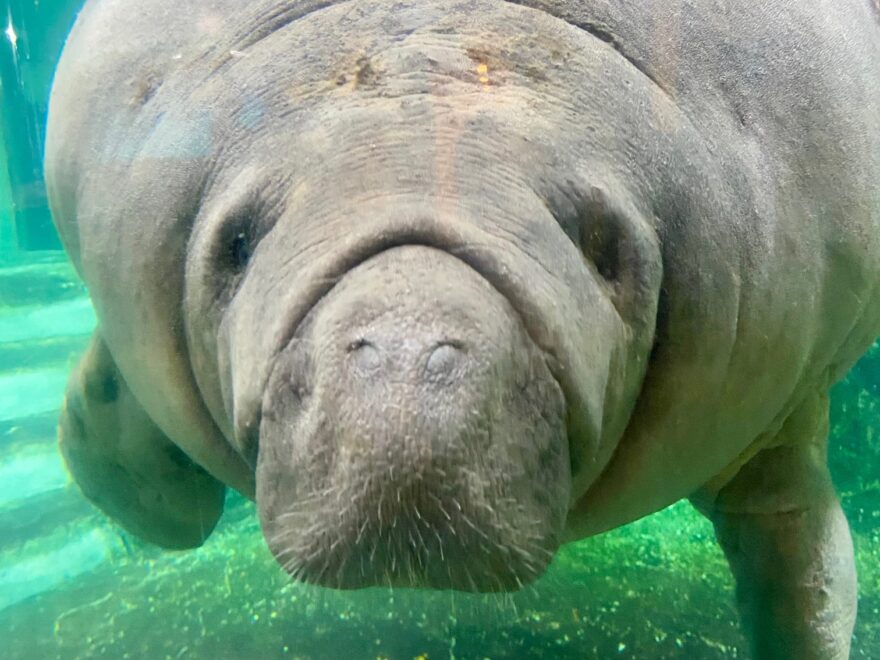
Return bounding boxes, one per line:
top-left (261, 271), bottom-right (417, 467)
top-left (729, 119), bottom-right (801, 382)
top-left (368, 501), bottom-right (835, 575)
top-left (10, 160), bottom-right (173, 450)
top-left (425, 342), bottom-right (465, 375)
top-left (347, 338), bottom-right (381, 371)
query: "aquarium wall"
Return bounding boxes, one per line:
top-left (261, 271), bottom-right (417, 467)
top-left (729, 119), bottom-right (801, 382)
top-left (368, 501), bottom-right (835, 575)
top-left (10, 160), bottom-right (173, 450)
top-left (1, 0), bottom-right (82, 256)
top-left (1, 1), bottom-right (879, 658)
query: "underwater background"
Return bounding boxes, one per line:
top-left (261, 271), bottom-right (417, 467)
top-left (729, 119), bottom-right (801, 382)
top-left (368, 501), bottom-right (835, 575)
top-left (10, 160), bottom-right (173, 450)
top-left (0, 1), bottom-right (878, 658)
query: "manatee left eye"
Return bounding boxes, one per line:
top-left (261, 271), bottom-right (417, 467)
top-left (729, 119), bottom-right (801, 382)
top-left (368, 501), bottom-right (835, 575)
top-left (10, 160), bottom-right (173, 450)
top-left (229, 231), bottom-right (251, 269)
top-left (216, 199), bottom-right (272, 279)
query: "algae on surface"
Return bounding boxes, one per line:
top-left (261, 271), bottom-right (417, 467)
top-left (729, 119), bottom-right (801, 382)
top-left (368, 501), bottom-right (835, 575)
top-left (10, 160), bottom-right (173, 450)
top-left (2, 492), bottom-right (878, 659)
top-left (1, 497), bottom-right (748, 659)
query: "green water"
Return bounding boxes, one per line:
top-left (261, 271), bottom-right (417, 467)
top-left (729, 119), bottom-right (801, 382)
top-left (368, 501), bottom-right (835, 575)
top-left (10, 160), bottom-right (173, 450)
top-left (1, 1), bottom-right (879, 658)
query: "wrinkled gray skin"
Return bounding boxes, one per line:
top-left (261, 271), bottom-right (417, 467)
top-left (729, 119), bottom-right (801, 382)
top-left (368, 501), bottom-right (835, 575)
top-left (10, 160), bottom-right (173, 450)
top-left (46, 1), bottom-right (880, 657)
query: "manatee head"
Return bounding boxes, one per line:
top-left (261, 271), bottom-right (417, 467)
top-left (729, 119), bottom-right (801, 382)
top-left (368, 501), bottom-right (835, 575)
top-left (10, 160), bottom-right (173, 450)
top-left (175, 0), bottom-right (666, 590)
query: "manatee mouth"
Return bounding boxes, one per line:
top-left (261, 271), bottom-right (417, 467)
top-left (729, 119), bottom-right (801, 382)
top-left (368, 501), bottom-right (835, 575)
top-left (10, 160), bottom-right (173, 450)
top-left (255, 244), bottom-right (571, 591)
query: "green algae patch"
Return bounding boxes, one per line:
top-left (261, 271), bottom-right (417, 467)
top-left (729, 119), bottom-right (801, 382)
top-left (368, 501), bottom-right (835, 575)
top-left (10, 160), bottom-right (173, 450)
top-left (0, 501), bottom-right (750, 659)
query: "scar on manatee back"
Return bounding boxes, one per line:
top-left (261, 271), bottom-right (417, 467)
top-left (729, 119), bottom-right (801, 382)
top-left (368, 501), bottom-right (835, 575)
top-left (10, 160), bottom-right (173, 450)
top-left (129, 71), bottom-right (163, 106)
top-left (335, 54), bottom-right (381, 89)
top-left (465, 44), bottom-right (551, 84)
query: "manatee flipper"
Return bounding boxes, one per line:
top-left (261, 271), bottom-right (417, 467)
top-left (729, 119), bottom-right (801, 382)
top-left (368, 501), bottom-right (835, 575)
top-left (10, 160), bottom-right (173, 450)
top-left (691, 392), bottom-right (856, 660)
top-left (59, 332), bottom-right (226, 548)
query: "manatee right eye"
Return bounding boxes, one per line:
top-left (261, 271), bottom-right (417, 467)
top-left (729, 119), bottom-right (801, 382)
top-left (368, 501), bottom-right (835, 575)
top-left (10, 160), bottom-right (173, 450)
top-left (229, 231), bottom-right (251, 270)
top-left (215, 208), bottom-right (256, 277)
top-left (212, 195), bottom-right (276, 287)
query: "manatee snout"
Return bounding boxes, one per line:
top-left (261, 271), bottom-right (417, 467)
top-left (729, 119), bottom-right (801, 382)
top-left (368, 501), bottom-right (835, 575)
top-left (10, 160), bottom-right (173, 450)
top-left (256, 245), bottom-right (570, 590)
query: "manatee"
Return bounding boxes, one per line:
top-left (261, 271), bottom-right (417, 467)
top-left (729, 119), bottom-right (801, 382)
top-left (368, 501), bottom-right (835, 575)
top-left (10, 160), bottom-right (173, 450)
top-left (45, 1), bottom-right (880, 657)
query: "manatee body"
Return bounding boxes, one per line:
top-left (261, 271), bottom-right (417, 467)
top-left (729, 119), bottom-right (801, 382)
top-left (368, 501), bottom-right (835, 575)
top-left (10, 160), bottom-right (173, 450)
top-left (46, 1), bottom-right (880, 657)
